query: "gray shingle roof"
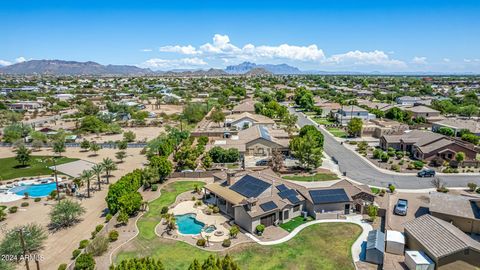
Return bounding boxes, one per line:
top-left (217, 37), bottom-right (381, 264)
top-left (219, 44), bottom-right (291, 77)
top-left (404, 214), bottom-right (480, 259)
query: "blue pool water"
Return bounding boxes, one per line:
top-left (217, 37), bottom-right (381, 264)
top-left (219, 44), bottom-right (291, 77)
top-left (175, 214), bottom-right (205, 235)
top-left (10, 182), bottom-right (57, 197)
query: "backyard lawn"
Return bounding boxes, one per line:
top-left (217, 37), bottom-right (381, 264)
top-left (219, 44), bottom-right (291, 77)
top-left (327, 127), bottom-right (347, 138)
top-left (115, 181), bottom-right (362, 270)
top-left (283, 173), bottom-right (339, 182)
top-left (0, 156), bottom-right (79, 181)
top-left (313, 117), bottom-right (336, 125)
top-left (279, 216), bottom-right (314, 232)
top-left (137, 181), bottom-right (206, 240)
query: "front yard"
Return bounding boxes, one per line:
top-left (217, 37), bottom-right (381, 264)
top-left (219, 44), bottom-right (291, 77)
top-left (326, 127), bottom-right (348, 138)
top-left (0, 156), bottom-right (79, 180)
top-left (115, 181), bottom-right (362, 270)
top-left (279, 216), bottom-right (314, 232)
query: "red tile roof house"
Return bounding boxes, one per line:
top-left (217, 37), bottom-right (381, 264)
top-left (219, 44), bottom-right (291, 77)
top-left (380, 130), bottom-right (478, 163)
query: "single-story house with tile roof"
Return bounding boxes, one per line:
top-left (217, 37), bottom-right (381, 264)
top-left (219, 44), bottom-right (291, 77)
top-left (404, 214), bottom-right (480, 270)
top-left (432, 118), bottom-right (480, 136)
top-left (232, 99), bottom-right (256, 114)
top-left (204, 169), bottom-right (368, 233)
top-left (403, 105), bottom-right (441, 119)
top-left (429, 192), bottom-right (480, 234)
top-left (380, 130), bottom-right (478, 162)
top-left (208, 125), bottom-right (290, 157)
top-left (225, 112), bottom-right (275, 130)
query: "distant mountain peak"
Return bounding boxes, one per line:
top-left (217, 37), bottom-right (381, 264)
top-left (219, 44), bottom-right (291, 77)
top-left (225, 62), bottom-right (301, 74)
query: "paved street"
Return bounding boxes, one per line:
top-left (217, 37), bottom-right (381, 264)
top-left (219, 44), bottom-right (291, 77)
top-left (289, 107), bottom-right (480, 189)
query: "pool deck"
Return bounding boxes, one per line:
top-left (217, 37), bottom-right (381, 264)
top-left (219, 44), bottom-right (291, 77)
top-left (0, 176), bottom-right (63, 203)
top-left (171, 200), bottom-right (230, 242)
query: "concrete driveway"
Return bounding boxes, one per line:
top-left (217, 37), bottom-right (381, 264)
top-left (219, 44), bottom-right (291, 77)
top-left (386, 192), bottom-right (430, 231)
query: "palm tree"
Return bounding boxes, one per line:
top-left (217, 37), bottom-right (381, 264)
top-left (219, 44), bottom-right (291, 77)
top-left (91, 164), bottom-right (104, 191)
top-left (100, 158), bottom-right (117, 184)
top-left (79, 170), bottom-right (94, 198)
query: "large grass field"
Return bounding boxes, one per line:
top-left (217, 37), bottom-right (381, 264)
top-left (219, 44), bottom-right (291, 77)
top-left (115, 181), bottom-right (362, 270)
top-left (0, 156), bottom-right (79, 181)
top-left (283, 173), bottom-right (339, 182)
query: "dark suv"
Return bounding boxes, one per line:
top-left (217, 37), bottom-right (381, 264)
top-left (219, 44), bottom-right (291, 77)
top-left (417, 169), bottom-right (436, 177)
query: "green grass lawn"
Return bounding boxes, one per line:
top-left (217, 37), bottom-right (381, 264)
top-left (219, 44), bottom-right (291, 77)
top-left (370, 187), bottom-right (380, 194)
top-left (283, 173), bottom-right (339, 182)
top-left (327, 127), bottom-right (347, 138)
top-left (313, 117), bottom-right (336, 125)
top-left (0, 156), bottom-right (79, 181)
top-left (137, 181), bottom-right (206, 241)
top-left (116, 181), bottom-right (362, 270)
top-left (279, 216), bottom-right (314, 232)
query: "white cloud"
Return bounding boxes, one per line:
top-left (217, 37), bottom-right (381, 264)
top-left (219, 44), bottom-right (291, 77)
top-left (0, 59), bottom-right (12, 66)
top-left (141, 48), bottom-right (153, 52)
top-left (140, 57), bottom-right (207, 69)
top-left (443, 58), bottom-right (451, 62)
top-left (15, 56), bottom-right (26, 63)
top-left (324, 50), bottom-right (407, 68)
top-left (159, 45), bottom-right (200, 55)
top-left (411, 56), bottom-right (427, 65)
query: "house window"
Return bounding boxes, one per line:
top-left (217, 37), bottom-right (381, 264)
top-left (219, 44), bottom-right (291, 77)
top-left (293, 205), bottom-right (300, 212)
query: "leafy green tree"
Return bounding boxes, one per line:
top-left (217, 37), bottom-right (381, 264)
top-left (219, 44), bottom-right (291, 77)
top-left (123, 131), bottom-right (136, 142)
top-left (209, 107), bottom-right (225, 127)
top-left (182, 103), bottom-right (207, 124)
top-left (290, 134), bottom-right (323, 170)
top-left (461, 133), bottom-right (479, 145)
top-left (14, 145), bottom-right (32, 166)
top-left (111, 257), bottom-right (164, 270)
top-left (0, 223), bottom-right (47, 270)
top-left (80, 115), bottom-right (106, 133)
top-left (78, 100), bottom-right (99, 116)
top-left (89, 142), bottom-right (101, 156)
top-left (455, 152), bottom-right (465, 163)
top-left (49, 200), bottom-right (86, 229)
top-left (437, 127), bottom-right (455, 137)
top-left (149, 156), bottom-right (173, 182)
top-left (202, 154), bottom-right (213, 169)
top-left (115, 151), bottom-right (127, 163)
top-left (80, 139), bottom-right (90, 151)
top-left (347, 117), bottom-right (363, 137)
top-left (116, 211), bottom-right (129, 225)
top-left (117, 192), bottom-right (143, 216)
top-left (116, 140), bottom-right (128, 150)
top-left (74, 253), bottom-right (95, 270)
top-left (101, 158), bottom-right (117, 184)
top-left (52, 139), bottom-right (66, 156)
top-left (3, 123), bottom-right (32, 143)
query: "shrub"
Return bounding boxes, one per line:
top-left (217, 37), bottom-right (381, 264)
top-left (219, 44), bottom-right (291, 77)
top-left (74, 253), bottom-right (95, 270)
top-left (58, 263), bottom-right (67, 270)
top-left (160, 206), bottom-right (169, 215)
top-left (79, 239), bottom-right (89, 249)
top-left (106, 169), bottom-right (143, 215)
top-left (9, 206), bottom-right (18, 213)
top-left (229, 225), bottom-right (240, 238)
top-left (23, 192), bottom-right (29, 199)
top-left (108, 230), bottom-right (119, 242)
top-left (390, 165), bottom-right (400, 172)
top-left (21, 202), bottom-right (29, 207)
top-left (413, 161), bottom-right (424, 170)
top-left (90, 231), bottom-right (97, 239)
top-left (86, 235), bottom-right (109, 256)
top-left (50, 190), bottom-right (58, 199)
top-left (367, 204), bottom-right (378, 222)
top-left (151, 184), bottom-right (158, 191)
top-left (49, 200), bottom-right (86, 229)
top-left (467, 183), bottom-right (478, 192)
top-left (222, 239), bottom-right (231, 247)
top-left (196, 239), bottom-right (206, 247)
top-left (105, 213), bottom-right (113, 222)
top-left (95, 224), bottom-right (104, 233)
top-left (256, 224), bottom-right (265, 235)
top-left (212, 206), bottom-right (220, 214)
top-left (0, 209), bottom-right (6, 221)
top-left (34, 198), bottom-right (41, 202)
top-left (205, 208), bottom-right (213, 215)
top-left (381, 153), bottom-right (389, 162)
top-left (72, 249), bottom-right (82, 259)
top-left (389, 184), bottom-right (396, 193)
top-left (372, 149), bottom-right (383, 159)
top-left (379, 189), bottom-right (386, 196)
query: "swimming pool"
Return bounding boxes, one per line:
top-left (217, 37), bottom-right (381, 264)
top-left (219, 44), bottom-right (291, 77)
top-left (175, 213), bottom-right (205, 235)
top-left (9, 182), bottom-right (57, 197)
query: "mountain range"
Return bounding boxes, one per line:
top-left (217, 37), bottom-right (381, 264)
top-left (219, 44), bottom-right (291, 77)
top-left (225, 62), bottom-right (300, 74)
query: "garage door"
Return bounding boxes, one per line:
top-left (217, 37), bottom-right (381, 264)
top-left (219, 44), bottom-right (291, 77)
top-left (260, 213), bottom-right (276, 227)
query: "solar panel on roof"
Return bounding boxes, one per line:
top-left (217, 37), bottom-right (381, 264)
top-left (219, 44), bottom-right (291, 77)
top-left (276, 184), bottom-right (288, 192)
top-left (287, 195), bottom-right (301, 204)
top-left (229, 175), bottom-right (271, 198)
top-left (259, 201), bottom-right (278, 212)
top-left (309, 189), bottom-right (350, 204)
top-left (278, 189), bottom-right (298, 199)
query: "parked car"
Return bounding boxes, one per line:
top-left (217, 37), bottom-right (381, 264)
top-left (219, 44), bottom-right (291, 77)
top-left (255, 160), bottom-right (268, 166)
top-left (417, 169), bottom-right (436, 177)
top-left (394, 199), bottom-right (408, 216)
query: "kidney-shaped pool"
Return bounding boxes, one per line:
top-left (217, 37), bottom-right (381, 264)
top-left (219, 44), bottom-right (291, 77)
top-left (175, 213), bottom-right (205, 235)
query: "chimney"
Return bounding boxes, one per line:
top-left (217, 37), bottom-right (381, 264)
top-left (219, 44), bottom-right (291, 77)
top-left (226, 170), bottom-right (235, 186)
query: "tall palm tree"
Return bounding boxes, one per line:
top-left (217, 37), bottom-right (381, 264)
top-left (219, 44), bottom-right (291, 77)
top-left (79, 170), bottom-right (94, 198)
top-left (91, 164), bottom-right (104, 191)
top-left (100, 158), bottom-right (117, 184)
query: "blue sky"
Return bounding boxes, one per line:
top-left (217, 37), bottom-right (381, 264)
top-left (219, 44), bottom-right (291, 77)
top-left (1, 0), bottom-right (480, 72)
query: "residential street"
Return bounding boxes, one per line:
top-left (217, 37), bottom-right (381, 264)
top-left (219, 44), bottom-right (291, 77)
top-left (289, 107), bottom-right (480, 189)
